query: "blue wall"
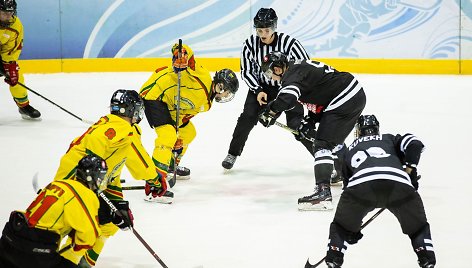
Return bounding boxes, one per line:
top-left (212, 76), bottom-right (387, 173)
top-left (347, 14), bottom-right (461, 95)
top-left (18, 0), bottom-right (472, 60)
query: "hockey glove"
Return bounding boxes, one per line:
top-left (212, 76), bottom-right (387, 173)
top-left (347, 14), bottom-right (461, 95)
top-left (3, 61), bottom-right (19, 86)
top-left (172, 138), bottom-right (184, 155)
top-left (172, 44), bottom-right (189, 72)
top-left (295, 115), bottom-right (316, 141)
top-left (345, 231), bottom-right (363, 245)
top-left (112, 200), bottom-right (134, 231)
top-left (98, 197), bottom-right (113, 225)
top-left (407, 167), bottom-right (421, 190)
top-left (258, 103), bottom-right (281, 128)
top-left (145, 175), bottom-right (167, 198)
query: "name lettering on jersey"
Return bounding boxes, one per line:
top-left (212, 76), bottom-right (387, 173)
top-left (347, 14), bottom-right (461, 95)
top-left (45, 184), bottom-right (65, 197)
top-left (349, 135), bottom-right (382, 150)
top-left (306, 60), bottom-right (335, 73)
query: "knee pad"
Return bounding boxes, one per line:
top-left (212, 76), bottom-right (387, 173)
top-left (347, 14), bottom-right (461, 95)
top-left (314, 139), bottom-right (336, 152)
top-left (178, 121), bottom-right (196, 145)
top-left (332, 221), bottom-right (363, 245)
top-left (154, 124), bottom-right (178, 149)
top-left (314, 140), bottom-right (335, 182)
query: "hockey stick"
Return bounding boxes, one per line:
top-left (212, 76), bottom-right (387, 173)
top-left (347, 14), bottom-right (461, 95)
top-left (273, 120), bottom-right (315, 142)
top-left (304, 207), bottom-right (386, 268)
top-left (98, 192), bottom-right (169, 268)
top-left (33, 174), bottom-right (168, 266)
top-left (122, 185), bottom-right (145, 190)
top-left (171, 39), bottom-right (183, 186)
top-left (0, 70), bottom-right (94, 124)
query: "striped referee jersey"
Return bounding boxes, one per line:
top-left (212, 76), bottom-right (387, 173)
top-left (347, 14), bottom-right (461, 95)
top-left (240, 32), bottom-right (309, 93)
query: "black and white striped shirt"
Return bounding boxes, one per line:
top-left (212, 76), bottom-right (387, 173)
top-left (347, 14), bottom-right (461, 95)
top-left (240, 32), bottom-right (309, 93)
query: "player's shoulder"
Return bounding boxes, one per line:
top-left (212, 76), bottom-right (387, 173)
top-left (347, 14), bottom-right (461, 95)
top-left (12, 16), bottom-right (23, 28)
top-left (53, 180), bottom-right (96, 200)
top-left (93, 114), bottom-right (134, 140)
top-left (154, 66), bottom-right (171, 74)
top-left (1, 17), bottom-right (23, 35)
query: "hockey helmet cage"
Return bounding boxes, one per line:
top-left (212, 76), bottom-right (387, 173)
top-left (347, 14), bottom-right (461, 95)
top-left (254, 8), bottom-right (277, 29)
top-left (110, 89), bottom-right (144, 123)
top-left (213, 68), bottom-right (239, 103)
top-left (261, 51), bottom-right (288, 79)
top-left (76, 155), bottom-right (108, 193)
top-left (356, 115), bottom-right (380, 138)
top-left (0, 0), bottom-right (16, 27)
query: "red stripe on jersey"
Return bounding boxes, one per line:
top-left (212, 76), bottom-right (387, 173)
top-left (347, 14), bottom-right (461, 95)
top-left (56, 181), bottom-right (99, 238)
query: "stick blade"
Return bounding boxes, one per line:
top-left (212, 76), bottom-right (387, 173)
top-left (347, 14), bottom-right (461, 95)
top-left (305, 258), bottom-right (315, 268)
top-left (32, 172), bottom-right (40, 194)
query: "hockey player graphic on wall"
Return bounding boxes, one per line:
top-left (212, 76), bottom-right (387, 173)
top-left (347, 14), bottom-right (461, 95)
top-left (314, 0), bottom-right (442, 57)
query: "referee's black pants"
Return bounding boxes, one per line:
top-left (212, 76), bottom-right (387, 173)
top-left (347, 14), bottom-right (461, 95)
top-left (228, 88), bottom-right (313, 157)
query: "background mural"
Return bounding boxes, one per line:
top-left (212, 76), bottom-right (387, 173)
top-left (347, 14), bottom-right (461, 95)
top-left (18, 0), bottom-right (472, 60)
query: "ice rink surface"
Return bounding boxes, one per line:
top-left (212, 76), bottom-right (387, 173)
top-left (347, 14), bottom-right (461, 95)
top-left (0, 72), bottom-right (471, 267)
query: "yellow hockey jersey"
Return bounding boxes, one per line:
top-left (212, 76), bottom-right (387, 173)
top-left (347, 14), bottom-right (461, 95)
top-left (0, 16), bottom-right (23, 62)
top-left (139, 65), bottom-right (214, 127)
top-left (53, 114), bottom-right (157, 199)
top-left (24, 180), bottom-right (100, 263)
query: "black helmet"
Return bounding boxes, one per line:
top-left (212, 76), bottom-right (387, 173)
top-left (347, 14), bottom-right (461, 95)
top-left (261, 51), bottom-right (288, 79)
top-left (254, 8), bottom-right (277, 29)
top-left (356, 115), bottom-right (380, 137)
top-left (76, 155), bottom-right (108, 193)
top-left (110, 89), bottom-right (144, 123)
top-left (213, 68), bottom-right (239, 103)
top-left (0, 0), bottom-right (16, 28)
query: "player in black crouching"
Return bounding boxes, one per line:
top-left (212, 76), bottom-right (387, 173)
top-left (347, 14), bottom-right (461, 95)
top-left (259, 51), bottom-right (366, 210)
top-left (321, 115), bottom-right (435, 268)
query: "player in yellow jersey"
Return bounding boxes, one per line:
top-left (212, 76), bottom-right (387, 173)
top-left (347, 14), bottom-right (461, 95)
top-left (0, 0), bottom-right (40, 119)
top-left (139, 43), bottom-right (239, 201)
top-left (53, 89), bottom-right (170, 267)
top-left (0, 155), bottom-right (108, 268)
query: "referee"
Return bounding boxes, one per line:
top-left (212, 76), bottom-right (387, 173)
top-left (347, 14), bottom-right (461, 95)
top-left (222, 7), bottom-right (312, 170)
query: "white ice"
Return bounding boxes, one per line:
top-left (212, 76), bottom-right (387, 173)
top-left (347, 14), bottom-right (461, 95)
top-left (0, 72), bottom-right (471, 268)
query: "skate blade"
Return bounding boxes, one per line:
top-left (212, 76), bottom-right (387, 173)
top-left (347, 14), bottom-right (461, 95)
top-left (21, 114), bottom-right (42, 121)
top-left (167, 173), bottom-right (190, 181)
top-left (330, 181), bottom-right (343, 187)
top-left (298, 201), bottom-right (333, 211)
top-left (176, 175), bottom-right (190, 180)
top-left (144, 195), bottom-right (173, 204)
top-left (223, 168), bottom-right (232, 174)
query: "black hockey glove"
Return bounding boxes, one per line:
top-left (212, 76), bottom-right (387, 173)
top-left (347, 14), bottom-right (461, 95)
top-left (346, 231), bottom-right (363, 245)
top-left (407, 167), bottom-right (421, 190)
top-left (258, 103), bottom-right (281, 128)
top-left (98, 197), bottom-right (113, 225)
top-left (98, 198), bottom-right (134, 230)
top-left (111, 200), bottom-right (134, 231)
top-left (295, 115), bottom-right (316, 141)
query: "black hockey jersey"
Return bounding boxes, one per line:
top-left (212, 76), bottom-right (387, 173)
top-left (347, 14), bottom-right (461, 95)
top-left (271, 59), bottom-right (362, 114)
top-left (343, 133), bottom-right (424, 189)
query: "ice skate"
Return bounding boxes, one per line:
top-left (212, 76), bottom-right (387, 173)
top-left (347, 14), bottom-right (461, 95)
top-left (18, 105), bottom-right (41, 120)
top-left (222, 154), bottom-right (237, 171)
top-left (330, 169), bottom-right (343, 186)
top-left (144, 190), bottom-right (174, 204)
top-left (167, 165), bottom-right (190, 180)
top-left (298, 183), bottom-right (333, 211)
